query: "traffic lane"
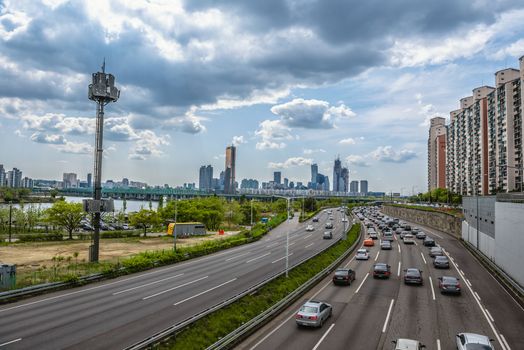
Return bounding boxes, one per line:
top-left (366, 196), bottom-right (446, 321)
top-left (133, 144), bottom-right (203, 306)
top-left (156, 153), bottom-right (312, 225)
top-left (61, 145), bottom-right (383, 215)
top-left (384, 239), bottom-right (437, 349)
top-left (403, 218), bottom-right (524, 350)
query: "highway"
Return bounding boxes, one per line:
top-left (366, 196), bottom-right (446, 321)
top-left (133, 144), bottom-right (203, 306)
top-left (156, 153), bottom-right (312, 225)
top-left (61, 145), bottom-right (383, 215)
top-left (0, 209), bottom-right (348, 349)
top-left (239, 208), bottom-right (524, 350)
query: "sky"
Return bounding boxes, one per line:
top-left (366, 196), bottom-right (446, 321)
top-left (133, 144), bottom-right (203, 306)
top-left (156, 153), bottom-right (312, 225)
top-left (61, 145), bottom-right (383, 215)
top-left (1, 0), bottom-right (524, 194)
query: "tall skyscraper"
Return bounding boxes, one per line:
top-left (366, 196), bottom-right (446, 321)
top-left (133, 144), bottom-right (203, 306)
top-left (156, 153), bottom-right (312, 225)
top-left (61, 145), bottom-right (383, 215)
top-left (273, 171), bottom-right (281, 185)
top-left (283, 178), bottom-right (289, 188)
top-left (333, 157), bottom-right (342, 192)
top-left (7, 168), bottom-right (22, 188)
top-left (63, 173), bottom-right (78, 188)
top-left (199, 165), bottom-right (213, 190)
top-left (350, 180), bottom-right (359, 193)
top-left (0, 164), bottom-right (5, 187)
top-left (360, 180), bottom-right (368, 195)
top-left (224, 145), bottom-right (236, 194)
top-left (428, 117), bottom-right (447, 191)
top-left (311, 163), bottom-right (318, 184)
top-left (87, 173), bottom-right (92, 188)
top-left (341, 167), bottom-right (349, 192)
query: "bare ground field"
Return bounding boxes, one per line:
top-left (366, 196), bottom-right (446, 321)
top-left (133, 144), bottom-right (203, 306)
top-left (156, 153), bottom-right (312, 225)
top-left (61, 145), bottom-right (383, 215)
top-left (0, 232), bottom-right (237, 272)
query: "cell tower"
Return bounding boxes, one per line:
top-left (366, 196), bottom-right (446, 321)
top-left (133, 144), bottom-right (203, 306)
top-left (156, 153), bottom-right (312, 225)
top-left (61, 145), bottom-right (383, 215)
top-left (85, 60), bottom-right (120, 262)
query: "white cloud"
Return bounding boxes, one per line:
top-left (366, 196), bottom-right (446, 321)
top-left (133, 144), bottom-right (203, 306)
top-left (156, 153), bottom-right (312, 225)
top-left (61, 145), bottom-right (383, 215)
top-left (129, 130), bottom-right (169, 160)
top-left (303, 148), bottom-right (326, 155)
top-left (56, 141), bottom-right (93, 154)
top-left (492, 38), bottom-right (524, 60)
top-left (162, 109), bottom-right (207, 134)
top-left (339, 138), bottom-right (356, 145)
top-left (30, 132), bottom-right (66, 145)
top-left (268, 157), bottom-right (313, 169)
top-left (232, 135), bottom-right (246, 146)
top-left (346, 155), bottom-right (369, 167)
top-left (370, 146), bottom-right (417, 163)
top-left (255, 119), bottom-right (294, 150)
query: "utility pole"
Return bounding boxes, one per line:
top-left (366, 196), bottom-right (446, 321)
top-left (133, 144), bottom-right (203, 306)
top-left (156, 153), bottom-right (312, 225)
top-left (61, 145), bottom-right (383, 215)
top-left (8, 202), bottom-right (12, 243)
top-left (250, 199), bottom-right (253, 227)
top-left (174, 196), bottom-right (178, 253)
top-left (286, 198), bottom-right (290, 277)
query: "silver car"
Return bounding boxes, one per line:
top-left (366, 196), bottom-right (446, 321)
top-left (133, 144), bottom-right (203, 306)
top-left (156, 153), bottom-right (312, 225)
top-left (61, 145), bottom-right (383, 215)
top-left (295, 300), bottom-right (332, 327)
top-left (456, 333), bottom-right (494, 350)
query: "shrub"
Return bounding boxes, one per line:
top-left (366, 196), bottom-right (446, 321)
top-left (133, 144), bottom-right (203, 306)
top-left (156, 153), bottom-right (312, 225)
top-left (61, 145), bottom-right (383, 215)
top-left (17, 233), bottom-right (64, 242)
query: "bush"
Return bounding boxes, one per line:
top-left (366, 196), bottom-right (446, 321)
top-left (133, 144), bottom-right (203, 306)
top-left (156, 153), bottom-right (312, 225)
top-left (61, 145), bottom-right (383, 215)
top-left (17, 233), bottom-right (64, 242)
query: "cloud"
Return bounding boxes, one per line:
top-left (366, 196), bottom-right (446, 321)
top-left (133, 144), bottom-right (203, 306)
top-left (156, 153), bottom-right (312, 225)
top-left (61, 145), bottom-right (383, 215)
top-left (346, 155), bottom-right (370, 167)
top-left (370, 146), bottom-right (417, 163)
top-left (232, 135), bottom-right (246, 146)
top-left (270, 98), bottom-right (355, 129)
top-left (303, 148), bottom-right (326, 155)
top-left (56, 141), bottom-right (93, 154)
top-left (339, 138), bottom-right (356, 145)
top-left (255, 119), bottom-right (294, 150)
top-left (162, 108), bottom-right (207, 134)
top-left (128, 130), bottom-right (169, 160)
top-left (30, 132), bottom-right (66, 144)
top-left (268, 157), bottom-right (313, 169)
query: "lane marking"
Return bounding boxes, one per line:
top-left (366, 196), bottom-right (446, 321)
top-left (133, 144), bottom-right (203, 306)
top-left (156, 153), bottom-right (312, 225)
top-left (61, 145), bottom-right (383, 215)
top-left (420, 252), bottom-right (427, 265)
top-left (303, 234), bottom-right (313, 240)
top-left (466, 279), bottom-right (472, 287)
top-left (485, 308), bottom-right (494, 322)
top-left (413, 241), bottom-right (418, 246)
top-left (474, 291), bottom-right (481, 301)
top-left (0, 338), bottom-right (22, 347)
top-left (312, 323), bottom-right (336, 350)
top-left (343, 256), bottom-right (355, 268)
top-left (226, 251), bottom-right (253, 261)
top-left (500, 333), bottom-right (511, 350)
top-left (375, 251), bottom-right (380, 261)
top-left (265, 242), bottom-right (280, 248)
top-left (437, 339), bottom-right (441, 350)
top-left (271, 253), bottom-right (293, 264)
top-left (460, 269), bottom-right (465, 276)
top-left (429, 276), bottom-right (436, 301)
top-left (382, 299), bottom-right (395, 333)
top-left (430, 231), bottom-right (444, 239)
top-left (397, 262), bottom-right (401, 277)
top-left (398, 244), bottom-right (401, 254)
top-left (113, 273), bottom-right (184, 295)
top-left (174, 278), bottom-right (237, 306)
top-left (355, 273), bottom-right (369, 294)
top-left (289, 242), bottom-right (296, 247)
top-left (142, 276), bottom-right (208, 300)
top-left (305, 243), bottom-right (314, 248)
top-left (246, 252), bottom-right (271, 264)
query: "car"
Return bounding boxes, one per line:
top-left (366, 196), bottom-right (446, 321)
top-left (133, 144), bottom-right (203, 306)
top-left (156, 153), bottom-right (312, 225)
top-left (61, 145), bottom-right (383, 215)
top-left (356, 248), bottom-right (370, 260)
top-left (312, 217), bottom-right (319, 222)
top-left (423, 237), bottom-right (435, 247)
top-left (392, 339), bottom-right (426, 350)
top-left (403, 234), bottom-right (415, 244)
top-left (341, 217), bottom-right (348, 222)
top-left (306, 225), bottom-right (315, 231)
top-left (332, 268), bottom-right (356, 285)
top-left (438, 276), bottom-right (461, 294)
top-left (415, 231), bottom-right (426, 239)
top-left (411, 227), bottom-right (421, 234)
top-left (429, 246), bottom-right (444, 257)
top-left (363, 238), bottom-right (374, 247)
top-left (383, 231), bottom-right (394, 241)
top-left (433, 255), bottom-right (450, 268)
top-left (456, 333), bottom-right (494, 350)
top-left (295, 300), bottom-right (332, 328)
top-left (404, 268), bottom-right (423, 285)
top-left (373, 263), bottom-right (391, 278)
top-left (325, 222), bottom-right (333, 229)
top-left (323, 231), bottom-right (333, 239)
top-left (369, 232), bottom-right (379, 240)
top-left (380, 240), bottom-right (392, 250)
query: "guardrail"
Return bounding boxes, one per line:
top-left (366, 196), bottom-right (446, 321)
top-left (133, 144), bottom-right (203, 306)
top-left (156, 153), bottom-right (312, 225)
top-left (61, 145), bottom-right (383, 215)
top-left (205, 221), bottom-right (363, 350)
top-left (123, 222), bottom-right (360, 350)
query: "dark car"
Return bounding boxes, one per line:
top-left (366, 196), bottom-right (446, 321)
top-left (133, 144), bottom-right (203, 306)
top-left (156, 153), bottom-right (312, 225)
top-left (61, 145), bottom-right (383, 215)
top-left (323, 231), bottom-right (333, 239)
top-left (404, 268), bottom-right (423, 285)
top-left (423, 237), bottom-right (436, 247)
top-left (438, 276), bottom-right (461, 294)
top-left (433, 255), bottom-right (450, 269)
top-left (325, 222), bottom-right (333, 229)
top-left (312, 217), bottom-right (319, 222)
top-left (373, 263), bottom-right (391, 279)
top-left (429, 247), bottom-right (444, 258)
top-left (333, 268), bottom-right (356, 285)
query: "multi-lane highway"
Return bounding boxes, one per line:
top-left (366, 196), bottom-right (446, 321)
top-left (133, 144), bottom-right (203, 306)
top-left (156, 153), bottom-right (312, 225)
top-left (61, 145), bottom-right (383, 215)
top-left (0, 209), bottom-right (348, 349)
top-left (240, 208), bottom-right (524, 350)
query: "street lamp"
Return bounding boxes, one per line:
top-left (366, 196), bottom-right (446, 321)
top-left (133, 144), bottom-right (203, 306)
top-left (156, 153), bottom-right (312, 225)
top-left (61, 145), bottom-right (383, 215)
top-left (173, 195), bottom-right (178, 253)
top-left (286, 197), bottom-right (291, 277)
top-left (250, 198), bottom-right (254, 227)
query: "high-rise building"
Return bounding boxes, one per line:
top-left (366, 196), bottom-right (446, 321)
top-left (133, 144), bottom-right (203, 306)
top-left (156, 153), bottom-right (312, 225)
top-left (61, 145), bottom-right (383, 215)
top-left (224, 145), bottom-right (236, 194)
top-left (7, 168), bottom-right (22, 188)
top-left (340, 167), bottom-right (349, 192)
top-left (0, 164), bottom-right (5, 187)
top-left (240, 178), bottom-right (259, 189)
top-left (311, 164), bottom-right (318, 184)
top-left (332, 157), bottom-right (342, 192)
top-left (350, 180), bottom-right (359, 193)
top-left (273, 171), bottom-right (281, 185)
top-left (22, 177), bottom-right (33, 188)
top-left (63, 173), bottom-right (78, 188)
top-left (87, 173), bottom-right (92, 188)
top-left (283, 178), bottom-right (289, 188)
top-left (360, 180), bottom-right (368, 195)
top-left (199, 165), bottom-right (213, 190)
top-left (428, 117), bottom-right (447, 191)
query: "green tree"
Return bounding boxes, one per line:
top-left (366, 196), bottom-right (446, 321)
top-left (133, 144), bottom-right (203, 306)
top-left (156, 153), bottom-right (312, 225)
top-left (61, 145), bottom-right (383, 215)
top-left (129, 209), bottom-right (160, 237)
top-left (224, 200), bottom-right (243, 228)
top-left (49, 189), bottom-right (59, 199)
top-left (45, 201), bottom-right (86, 239)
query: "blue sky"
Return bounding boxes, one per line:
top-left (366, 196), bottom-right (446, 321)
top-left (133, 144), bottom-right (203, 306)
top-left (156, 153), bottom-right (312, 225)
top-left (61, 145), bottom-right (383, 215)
top-left (1, 0), bottom-right (524, 193)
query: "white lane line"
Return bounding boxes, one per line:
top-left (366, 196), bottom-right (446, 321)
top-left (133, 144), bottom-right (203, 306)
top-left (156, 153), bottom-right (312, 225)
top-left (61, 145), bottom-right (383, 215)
top-left (271, 253), bottom-right (293, 264)
top-left (420, 252), bottom-right (427, 265)
top-left (429, 276), bottom-right (436, 301)
top-left (344, 256), bottom-right (355, 268)
top-left (413, 241), bottom-right (418, 246)
top-left (446, 252), bottom-right (507, 350)
top-left (305, 243), bottom-right (314, 248)
top-left (246, 252), bottom-right (271, 263)
top-left (303, 234), bottom-right (312, 240)
top-left (113, 273), bottom-right (184, 295)
top-left (355, 273), bottom-right (369, 294)
top-left (485, 308), bottom-right (494, 322)
top-left (173, 278), bottom-right (237, 306)
top-left (466, 279), bottom-right (472, 287)
top-left (430, 231), bottom-right (444, 239)
top-left (266, 242), bottom-right (280, 248)
top-left (382, 299), bottom-right (395, 333)
top-left (142, 276), bottom-right (208, 300)
top-left (398, 244), bottom-right (401, 254)
top-left (289, 242), bottom-right (296, 246)
top-left (312, 323), bottom-right (336, 350)
top-left (0, 338), bottom-right (22, 347)
top-left (460, 269), bottom-right (465, 275)
top-left (226, 251), bottom-right (252, 261)
top-left (500, 333), bottom-right (511, 350)
top-left (375, 251), bottom-right (380, 261)
top-left (437, 339), bottom-right (441, 350)
top-left (474, 291), bottom-right (481, 301)
top-left (397, 262), bottom-right (401, 277)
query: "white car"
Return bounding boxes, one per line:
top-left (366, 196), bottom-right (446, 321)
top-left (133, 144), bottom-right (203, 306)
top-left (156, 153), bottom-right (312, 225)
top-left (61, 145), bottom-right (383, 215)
top-left (341, 217), bottom-right (348, 222)
top-left (456, 333), bottom-right (494, 350)
top-left (355, 248), bottom-right (369, 260)
top-left (403, 233), bottom-right (415, 244)
top-left (393, 339), bottom-right (426, 350)
top-left (306, 225), bottom-right (314, 231)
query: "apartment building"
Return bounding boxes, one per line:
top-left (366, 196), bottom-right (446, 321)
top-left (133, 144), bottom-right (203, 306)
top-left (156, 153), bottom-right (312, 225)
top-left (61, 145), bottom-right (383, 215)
top-left (428, 117), bottom-right (447, 191)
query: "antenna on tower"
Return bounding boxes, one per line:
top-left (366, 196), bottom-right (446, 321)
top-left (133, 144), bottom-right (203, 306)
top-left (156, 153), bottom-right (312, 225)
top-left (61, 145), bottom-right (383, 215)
top-left (101, 58), bottom-right (106, 73)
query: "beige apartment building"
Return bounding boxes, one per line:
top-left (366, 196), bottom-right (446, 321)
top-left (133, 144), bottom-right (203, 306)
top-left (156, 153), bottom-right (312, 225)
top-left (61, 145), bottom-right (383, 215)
top-left (428, 116), bottom-right (447, 191)
top-left (444, 56), bottom-right (524, 195)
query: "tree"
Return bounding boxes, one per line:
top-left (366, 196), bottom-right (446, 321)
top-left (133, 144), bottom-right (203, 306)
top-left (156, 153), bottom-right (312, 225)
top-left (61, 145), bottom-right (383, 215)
top-left (49, 189), bottom-right (59, 199)
top-left (45, 201), bottom-right (86, 239)
top-left (129, 209), bottom-right (160, 237)
top-left (224, 200), bottom-right (243, 228)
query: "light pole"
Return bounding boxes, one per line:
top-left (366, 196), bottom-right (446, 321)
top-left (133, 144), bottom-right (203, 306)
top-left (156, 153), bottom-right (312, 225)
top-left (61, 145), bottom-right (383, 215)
top-left (8, 202), bottom-right (12, 243)
top-left (173, 195), bottom-right (178, 253)
top-left (286, 197), bottom-right (290, 277)
top-left (250, 198), bottom-right (254, 227)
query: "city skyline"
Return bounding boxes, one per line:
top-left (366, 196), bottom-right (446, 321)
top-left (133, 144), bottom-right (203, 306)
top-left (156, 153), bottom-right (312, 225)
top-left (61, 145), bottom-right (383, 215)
top-left (1, 2), bottom-right (524, 193)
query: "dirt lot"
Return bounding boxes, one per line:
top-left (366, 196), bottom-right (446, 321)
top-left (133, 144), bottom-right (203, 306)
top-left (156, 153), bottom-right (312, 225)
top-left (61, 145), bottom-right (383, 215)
top-left (0, 233), bottom-right (236, 272)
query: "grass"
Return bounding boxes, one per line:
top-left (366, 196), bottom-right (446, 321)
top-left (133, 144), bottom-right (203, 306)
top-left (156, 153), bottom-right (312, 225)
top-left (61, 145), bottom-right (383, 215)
top-left (160, 223), bottom-right (361, 350)
top-left (387, 203), bottom-right (463, 218)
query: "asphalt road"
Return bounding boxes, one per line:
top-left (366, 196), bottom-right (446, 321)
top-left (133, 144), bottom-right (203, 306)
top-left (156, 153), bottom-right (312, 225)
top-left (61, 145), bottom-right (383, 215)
top-left (239, 209), bottom-right (523, 350)
top-left (0, 209), bottom-right (349, 349)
